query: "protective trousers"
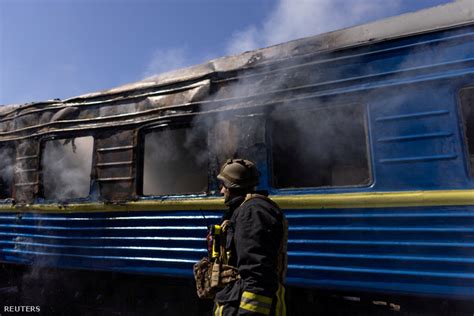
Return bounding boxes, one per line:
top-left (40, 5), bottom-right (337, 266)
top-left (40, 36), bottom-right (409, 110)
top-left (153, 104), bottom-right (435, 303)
top-left (213, 284), bottom-right (286, 316)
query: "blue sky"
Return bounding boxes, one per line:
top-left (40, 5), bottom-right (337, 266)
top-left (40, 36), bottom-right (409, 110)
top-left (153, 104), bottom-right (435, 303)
top-left (0, 0), bottom-right (453, 106)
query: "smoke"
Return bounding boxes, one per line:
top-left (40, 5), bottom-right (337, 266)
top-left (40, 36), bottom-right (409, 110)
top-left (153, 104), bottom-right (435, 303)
top-left (141, 111), bottom-right (266, 196)
top-left (226, 0), bottom-right (402, 55)
top-left (41, 136), bottom-right (93, 200)
top-left (214, 0), bottom-right (454, 190)
top-left (142, 48), bottom-right (189, 79)
top-left (0, 145), bottom-right (14, 198)
top-left (141, 82), bottom-right (212, 196)
top-left (112, 0), bottom-right (461, 197)
top-left (215, 0), bottom-right (464, 192)
top-left (143, 128), bottom-right (208, 196)
top-left (270, 103), bottom-right (370, 189)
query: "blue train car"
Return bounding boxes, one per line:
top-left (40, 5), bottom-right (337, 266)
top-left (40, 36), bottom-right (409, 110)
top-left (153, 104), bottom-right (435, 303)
top-left (0, 1), bottom-right (473, 313)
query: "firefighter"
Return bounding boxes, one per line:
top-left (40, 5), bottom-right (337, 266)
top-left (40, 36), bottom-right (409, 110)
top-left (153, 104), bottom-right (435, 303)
top-left (214, 158), bottom-right (288, 316)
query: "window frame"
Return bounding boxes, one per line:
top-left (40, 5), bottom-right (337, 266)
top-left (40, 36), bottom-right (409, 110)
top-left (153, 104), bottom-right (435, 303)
top-left (267, 101), bottom-right (373, 192)
top-left (458, 86), bottom-right (474, 179)
top-left (39, 134), bottom-right (95, 202)
top-left (138, 122), bottom-right (211, 198)
top-left (208, 112), bottom-right (270, 194)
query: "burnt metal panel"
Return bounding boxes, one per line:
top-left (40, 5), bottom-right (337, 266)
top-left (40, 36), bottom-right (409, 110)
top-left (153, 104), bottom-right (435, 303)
top-left (95, 130), bottom-right (136, 201)
top-left (14, 141), bottom-right (39, 204)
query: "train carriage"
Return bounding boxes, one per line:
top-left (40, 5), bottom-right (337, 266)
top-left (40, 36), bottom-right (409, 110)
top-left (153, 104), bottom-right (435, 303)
top-left (1, 1), bottom-right (474, 313)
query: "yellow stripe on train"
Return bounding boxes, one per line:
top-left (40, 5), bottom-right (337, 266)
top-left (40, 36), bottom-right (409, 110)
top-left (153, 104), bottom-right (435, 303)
top-left (0, 189), bottom-right (473, 213)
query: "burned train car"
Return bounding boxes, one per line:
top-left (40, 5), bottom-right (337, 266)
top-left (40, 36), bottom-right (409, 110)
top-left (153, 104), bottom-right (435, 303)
top-left (1, 0), bottom-right (474, 312)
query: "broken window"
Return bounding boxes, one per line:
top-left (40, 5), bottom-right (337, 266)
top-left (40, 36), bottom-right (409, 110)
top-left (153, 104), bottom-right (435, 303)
top-left (0, 144), bottom-right (14, 199)
top-left (211, 117), bottom-right (265, 168)
top-left (460, 87), bottom-right (474, 176)
top-left (41, 136), bottom-right (94, 200)
top-left (212, 120), bottom-right (241, 169)
top-left (142, 127), bottom-right (208, 196)
top-left (206, 115), bottom-right (267, 193)
top-left (270, 103), bottom-right (370, 189)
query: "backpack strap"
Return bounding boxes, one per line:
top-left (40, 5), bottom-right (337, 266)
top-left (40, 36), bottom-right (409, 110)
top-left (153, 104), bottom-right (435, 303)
top-left (218, 220), bottom-right (231, 264)
top-left (244, 193), bottom-right (280, 209)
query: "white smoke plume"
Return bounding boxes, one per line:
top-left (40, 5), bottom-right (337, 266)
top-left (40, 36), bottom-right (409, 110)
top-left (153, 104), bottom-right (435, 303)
top-left (42, 136), bottom-right (93, 200)
top-left (142, 48), bottom-right (189, 79)
top-left (226, 0), bottom-right (404, 55)
top-left (0, 146), bottom-right (14, 198)
top-left (143, 128), bottom-right (208, 196)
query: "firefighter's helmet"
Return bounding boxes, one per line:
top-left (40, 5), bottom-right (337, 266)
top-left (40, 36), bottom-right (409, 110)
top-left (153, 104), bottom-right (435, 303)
top-left (217, 159), bottom-right (259, 189)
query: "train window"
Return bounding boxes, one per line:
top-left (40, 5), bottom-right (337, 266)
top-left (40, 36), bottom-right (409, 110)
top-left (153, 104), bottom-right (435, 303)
top-left (270, 104), bottom-right (370, 189)
top-left (211, 117), bottom-right (264, 167)
top-left (460, 87), bottom-right (474, 176)
top-left (41, 136), bottom-right (94, 200)
top-left (213, 120), bottom-right (240, 169)
top-left (142, 127), bottom-right (208, 195)
top-left (0, 144), bottom-right (14, 199)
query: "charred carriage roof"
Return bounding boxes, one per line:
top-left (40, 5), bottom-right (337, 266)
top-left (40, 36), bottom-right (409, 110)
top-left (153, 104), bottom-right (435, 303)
top-left (0, 0), bottom-right (473, 142)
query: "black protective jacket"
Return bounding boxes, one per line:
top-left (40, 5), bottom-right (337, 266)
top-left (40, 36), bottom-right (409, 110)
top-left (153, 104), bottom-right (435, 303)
top-left (214, 192), bottom-right (287, 316)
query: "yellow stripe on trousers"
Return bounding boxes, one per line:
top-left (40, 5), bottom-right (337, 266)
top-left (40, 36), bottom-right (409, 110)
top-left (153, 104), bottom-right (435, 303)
top-left (276, 285), bottom-right (286, 316)
top-left (240, 301), bottom-right (271, 315)
top-left (240, 291), bottom-right (272, 315)
top-left (214, 303), bottom-right (223, 316)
